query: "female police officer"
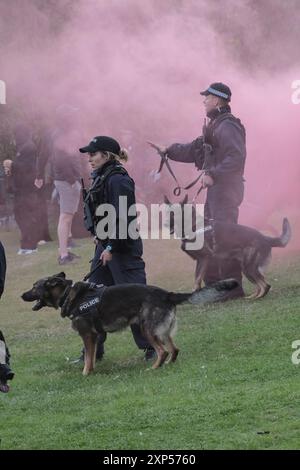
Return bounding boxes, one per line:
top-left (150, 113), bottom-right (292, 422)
top-left (78, 136), bottom-right (155, 362)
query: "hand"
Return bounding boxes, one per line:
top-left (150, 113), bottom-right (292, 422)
top-left (157, 145), bottom-right (167, 154)
top-left (34, 179), bottom-right (43, 189)
top-left (3, 159), bottom-right (12, 176)
top-left (100, 249), bottom-right (112, 266)
top-left (200, 174), bottom-right (214, 188)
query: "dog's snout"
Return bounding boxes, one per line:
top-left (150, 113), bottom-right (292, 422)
top-left (21, 290), bottom-right (36, 301)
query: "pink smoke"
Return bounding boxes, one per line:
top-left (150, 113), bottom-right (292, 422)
top-left (0, 0), bottom-right (299, 249)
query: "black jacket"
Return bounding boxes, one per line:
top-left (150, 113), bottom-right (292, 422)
top-left (89, 160), bottom-right (143, 256)
top-left (0, 241), bottom-right (6, 298)
top-left (167, 107), bottom-right (246, 184)
top-left (11, 141), bottom-right (37, 196)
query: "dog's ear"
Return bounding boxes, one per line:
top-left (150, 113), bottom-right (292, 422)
top-left (46, 272), bottom-right (66, 286)
top-left (47, 277), bottom-right (65, 288)
top-left (55, 272), bottom-right (66, 279)
top-left (164, 195), bottom-right (171, 205)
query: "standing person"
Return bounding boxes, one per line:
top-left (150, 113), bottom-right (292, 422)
top-left (3, 123), bottom-right (40, 255)
top-left (0, 241), bottom-right (14, 393)
top-left (77, 135), bottom-right (155, 362)
top-left (155, 83), bottom-right (246, 298)
top-left (34, 128), bottom-right (53, 245)
top-left (37, 106), bottom-right (82, 265)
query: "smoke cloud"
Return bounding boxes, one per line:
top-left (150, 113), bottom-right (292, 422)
top-left (0, 0), bottom-right (299, 248)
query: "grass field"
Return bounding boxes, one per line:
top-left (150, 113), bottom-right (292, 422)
top-left (0, 228), bottom-right (300, 450)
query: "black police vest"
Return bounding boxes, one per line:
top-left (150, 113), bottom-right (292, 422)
top-left (65, 283), bottom-right (106, 320)
top-left (83, 164), bottom-right (131, 235)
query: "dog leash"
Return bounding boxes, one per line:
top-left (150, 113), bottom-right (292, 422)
top-left (147, 141), bottom-right (182, 196)
top-left (83, 259), bottom-right (103, 282)
top-left (148, 141), bottom-right (206, 199)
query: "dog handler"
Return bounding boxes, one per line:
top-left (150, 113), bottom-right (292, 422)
top-left (0, 241), bottom-right (14, 393)
top-left (155, 83), bottom-right (246, 298)
top-left (78, 136), bottom-right (155, 361)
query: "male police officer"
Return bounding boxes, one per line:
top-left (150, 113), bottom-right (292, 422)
top-left (157, 83), bottom-right (246, 297)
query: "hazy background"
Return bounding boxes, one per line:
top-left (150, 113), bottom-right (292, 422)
top-left (0, 0), bottom-right (299, 246)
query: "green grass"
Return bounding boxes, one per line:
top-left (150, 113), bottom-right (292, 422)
top-left (0, 229), bottom-right (300, 449)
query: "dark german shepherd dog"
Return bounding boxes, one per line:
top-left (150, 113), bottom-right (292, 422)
top-left (22, 273), bottom-right (238, 375)
top-left (164, 195), bottom-right (291, 299)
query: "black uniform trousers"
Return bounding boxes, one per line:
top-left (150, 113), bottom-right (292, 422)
top-left (204, 180), bottom-right (244, 288)
top-left (0, 330), bottom-right (10, 365)
top-left (14, 194), bottom-right (40, 250)
top-left (35, 185), bottom-right (53, 242)
top-left (88, 242), bottom-right (151, 357)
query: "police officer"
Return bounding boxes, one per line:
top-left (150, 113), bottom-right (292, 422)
top-left (78, 136), bottom-right (155, 361)
top-left (156, 83), bottom-right (246, 297)
top-left (3, 123), bottom-right (40, 254)
top-left (0, 241), bottom-right (14, 393)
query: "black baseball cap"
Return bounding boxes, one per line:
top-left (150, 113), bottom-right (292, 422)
top-left (79, 136), bottom-right (121, 154)
top-left (200, 82), bottom-right (232, 101)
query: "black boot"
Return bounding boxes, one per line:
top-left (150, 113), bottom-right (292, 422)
top-left (0, 363), bottom-right (14, 393)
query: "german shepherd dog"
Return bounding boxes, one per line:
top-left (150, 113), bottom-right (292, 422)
top-left (164, 195), bottom-right (291, 299)
top-left (22, 273), bottom-right (238, 375)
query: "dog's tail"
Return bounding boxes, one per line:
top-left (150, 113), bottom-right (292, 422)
top-left (167, 279), bottom-right (239, 306)
top-left (264, 218), bottom-right (291, 248)
top-left (167, 292), bottom-right (192, 305)
top-left (189, 279), bottom-right (239, 305)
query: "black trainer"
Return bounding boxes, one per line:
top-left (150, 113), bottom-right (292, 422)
top-left (58, 253), bottom-right (78, 265)
top-left (0, 364), bottom-right (14, 393)
top-left (67, 251), bottom-right (81, 259)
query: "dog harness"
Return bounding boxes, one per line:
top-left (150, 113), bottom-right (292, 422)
top-left (60, 283), bottom-right (107, 320)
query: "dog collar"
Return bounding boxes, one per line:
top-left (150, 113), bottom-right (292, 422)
top-left (183, 225), bottom-right (213, 241)
top-left (58, 285), bottom-right (72, 309)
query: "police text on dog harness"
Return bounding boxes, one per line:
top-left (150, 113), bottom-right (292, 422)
top-left (66, 283), bottom-right (107, 320)
top-left (78, 296), bottom-right (100, 313)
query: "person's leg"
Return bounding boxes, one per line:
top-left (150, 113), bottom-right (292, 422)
top-left (0, 331), bottom-right (14, 393)
top-left (212, 205), bottom-right (243, 288)
top-left (0, 330), bottom-right (7, 364)
top-left (57, 212), bottom-right (73, 258)
top-left (108, 254), bottom-right (153, 353)
top-left (14, 198), bottom-right (27, 250)
top-left (36, 187), bottom-right (52, 242)
top-left (14, 196), bottom-right (39, 250)
top-left (54, 181), bottom-right (80, 260)
top-left (26, 193), bottom-right (41, 249)
top-left (202, 199), bottom-right (222, 284)
top-left (203, 183), bottom-right (244, 290)
top-left (85, 243), bottom-right (115, 360)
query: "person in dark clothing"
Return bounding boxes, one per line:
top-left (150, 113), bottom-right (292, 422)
top-left (3, 124), bottom-right (40, 254)
top-left (0, 241), bottom-right (14, 393)
top-left (0, 241), bottom-right (6, 298)
top-left (77, 135), bottom-right (155, 361)
top-left (34, 133), bottom-right (53, 244)
top-left (156, 83), bottom-right (246, 297)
